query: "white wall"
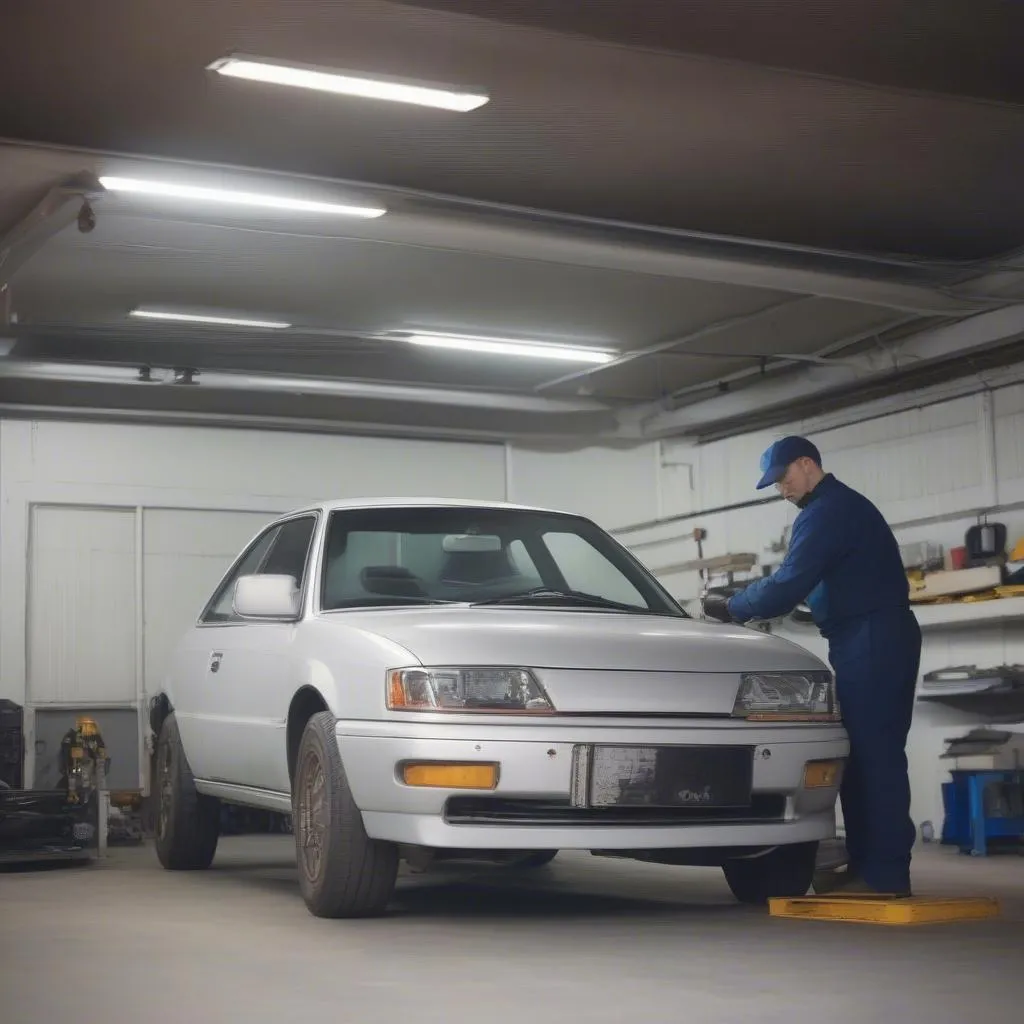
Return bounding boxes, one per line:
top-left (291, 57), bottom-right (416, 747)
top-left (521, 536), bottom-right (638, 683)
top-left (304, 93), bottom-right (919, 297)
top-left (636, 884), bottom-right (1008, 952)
top-left (507, 442), bottom-right (695, 529)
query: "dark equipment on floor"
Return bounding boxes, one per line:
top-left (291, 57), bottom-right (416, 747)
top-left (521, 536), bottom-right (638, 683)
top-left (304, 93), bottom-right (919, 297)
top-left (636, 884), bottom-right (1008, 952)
top-left (0, 705), bottom-right (109, 866)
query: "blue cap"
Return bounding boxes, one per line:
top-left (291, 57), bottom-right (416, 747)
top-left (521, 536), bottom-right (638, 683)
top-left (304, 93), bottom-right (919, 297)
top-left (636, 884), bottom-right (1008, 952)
top-left (756, 435), bottom-right (821, 490)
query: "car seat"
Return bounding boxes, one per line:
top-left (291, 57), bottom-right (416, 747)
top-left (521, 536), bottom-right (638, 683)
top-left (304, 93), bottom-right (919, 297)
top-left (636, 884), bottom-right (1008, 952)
top-left (440, 548), bottom-right (516, 585)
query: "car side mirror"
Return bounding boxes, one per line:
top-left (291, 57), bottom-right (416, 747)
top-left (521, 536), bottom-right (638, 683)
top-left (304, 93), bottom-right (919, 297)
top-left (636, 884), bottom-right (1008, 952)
top-left (233, 575), bottom-right (300, 619)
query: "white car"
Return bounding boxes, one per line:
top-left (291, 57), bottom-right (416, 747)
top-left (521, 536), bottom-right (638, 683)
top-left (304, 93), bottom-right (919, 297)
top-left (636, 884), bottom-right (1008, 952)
top-left (151, 498), bottom-right (848, 918)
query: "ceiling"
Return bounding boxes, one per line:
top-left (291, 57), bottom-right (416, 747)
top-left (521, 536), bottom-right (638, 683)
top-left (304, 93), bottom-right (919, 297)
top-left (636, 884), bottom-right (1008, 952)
top-left (1, 0), bottom-right (1023, 442)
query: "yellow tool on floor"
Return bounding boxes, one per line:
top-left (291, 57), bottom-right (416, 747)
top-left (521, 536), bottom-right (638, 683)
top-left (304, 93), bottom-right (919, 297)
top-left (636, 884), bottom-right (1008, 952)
top-left (768, 895), bottom-right (1000, 926)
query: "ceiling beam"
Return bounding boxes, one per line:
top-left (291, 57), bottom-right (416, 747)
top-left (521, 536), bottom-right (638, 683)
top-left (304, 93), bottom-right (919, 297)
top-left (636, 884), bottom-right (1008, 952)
top-left (367, 210), bottom-right (998, 316)
top-left (534, 297), bottom-right (813, 392)
top-left (660, 314), bottom-right (925, 407)
top-left (0, 359), bottom-right (617, 417)
top-left (0, 402), bottom-right (575, 445)
top-left (4, 142), bottom-right (1004, 317)
top-left (635, 304), bottom-right (1024, 438)
top-left (0, 173), bottom-right (104, 292)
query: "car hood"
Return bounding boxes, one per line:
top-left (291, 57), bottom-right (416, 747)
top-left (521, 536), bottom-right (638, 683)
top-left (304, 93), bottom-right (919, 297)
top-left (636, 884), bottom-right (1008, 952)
top-left (339, 606), bottom-right (826, 674)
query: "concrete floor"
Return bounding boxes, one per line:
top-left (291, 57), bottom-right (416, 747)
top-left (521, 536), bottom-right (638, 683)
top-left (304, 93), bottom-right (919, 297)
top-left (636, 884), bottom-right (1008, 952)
top-left (2, 837), bottom-right (1022, 1023)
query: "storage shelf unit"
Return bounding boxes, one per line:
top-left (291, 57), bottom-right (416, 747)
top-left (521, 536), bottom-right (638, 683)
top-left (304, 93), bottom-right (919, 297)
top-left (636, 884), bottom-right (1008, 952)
top-left (912, 597), bottom-right (1024, 631)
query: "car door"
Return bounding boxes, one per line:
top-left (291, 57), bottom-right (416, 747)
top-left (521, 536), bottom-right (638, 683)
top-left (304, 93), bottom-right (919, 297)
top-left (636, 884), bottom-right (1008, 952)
top-left (184, 514), bottom-right (317, 792)
top-left (172, 523), bottom-right (281, 782)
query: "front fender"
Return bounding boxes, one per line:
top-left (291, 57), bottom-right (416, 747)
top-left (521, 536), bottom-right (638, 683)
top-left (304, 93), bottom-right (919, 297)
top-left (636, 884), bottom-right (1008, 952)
top-left (292, 618), bottom-right (421, 719)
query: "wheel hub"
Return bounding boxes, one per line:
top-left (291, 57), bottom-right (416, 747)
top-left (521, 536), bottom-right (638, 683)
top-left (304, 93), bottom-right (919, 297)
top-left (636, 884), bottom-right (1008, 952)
top-left (298, 749), bottom-right (327, 882)
top-left (156, 740), bottom-right (173, 840)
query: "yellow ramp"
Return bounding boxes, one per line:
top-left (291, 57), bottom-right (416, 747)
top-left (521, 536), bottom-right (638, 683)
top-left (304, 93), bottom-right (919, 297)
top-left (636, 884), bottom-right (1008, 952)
top-left (768, 895), bottom-right (1000, 926)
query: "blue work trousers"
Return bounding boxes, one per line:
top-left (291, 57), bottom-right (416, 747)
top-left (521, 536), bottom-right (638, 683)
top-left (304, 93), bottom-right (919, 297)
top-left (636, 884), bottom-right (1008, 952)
top-left (826, 608), bottom-right (921, 893)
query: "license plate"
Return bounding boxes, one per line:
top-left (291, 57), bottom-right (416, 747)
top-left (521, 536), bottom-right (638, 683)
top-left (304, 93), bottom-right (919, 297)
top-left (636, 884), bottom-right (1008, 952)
top-left (571, 745), bottom-right (753, 809)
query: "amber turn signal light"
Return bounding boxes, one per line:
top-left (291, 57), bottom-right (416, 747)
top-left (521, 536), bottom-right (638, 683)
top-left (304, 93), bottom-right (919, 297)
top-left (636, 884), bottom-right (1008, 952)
top-left (401, 762), bottom-right (499, 790)
top-left (803, 760), bottom-right (842, 789)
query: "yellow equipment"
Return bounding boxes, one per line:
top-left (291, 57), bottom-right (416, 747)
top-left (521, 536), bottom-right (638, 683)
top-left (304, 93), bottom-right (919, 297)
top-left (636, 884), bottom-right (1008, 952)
top-left (60, 716), bottom-right (109, 805)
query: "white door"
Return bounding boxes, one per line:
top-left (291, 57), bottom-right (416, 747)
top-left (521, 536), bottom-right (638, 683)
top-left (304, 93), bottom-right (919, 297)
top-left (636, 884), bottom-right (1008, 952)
top-left (177, 514), bottom-right (318, 793)
top-left (28, 505), bottom-right (137, 706)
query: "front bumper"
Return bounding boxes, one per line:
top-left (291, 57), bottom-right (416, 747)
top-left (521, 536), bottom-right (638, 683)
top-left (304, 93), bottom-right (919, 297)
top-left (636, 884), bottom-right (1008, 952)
top-left (336, 719), bottom-right (848, 851)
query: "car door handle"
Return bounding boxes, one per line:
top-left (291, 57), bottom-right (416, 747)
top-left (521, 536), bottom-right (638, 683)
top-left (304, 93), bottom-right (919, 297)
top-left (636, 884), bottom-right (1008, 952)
top-left (210, 651), bottom-right (223, 674)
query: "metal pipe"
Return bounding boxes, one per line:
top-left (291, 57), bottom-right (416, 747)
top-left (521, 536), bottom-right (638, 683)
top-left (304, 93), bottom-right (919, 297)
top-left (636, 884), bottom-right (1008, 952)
top-left (0, 402), bottom-right (598, 445)
top-left (659, 315), bottom-right (923, 406)
top-left (611, 494), bottom-right (782, 536)
top-left (641, 305), bottom-right (1024, 437)
top-left (0, 359), bottom-right (614, 415)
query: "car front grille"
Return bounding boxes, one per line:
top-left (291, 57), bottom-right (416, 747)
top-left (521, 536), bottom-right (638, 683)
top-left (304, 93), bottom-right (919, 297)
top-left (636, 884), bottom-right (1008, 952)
top-left (444, 794), bottom-right (788, 827)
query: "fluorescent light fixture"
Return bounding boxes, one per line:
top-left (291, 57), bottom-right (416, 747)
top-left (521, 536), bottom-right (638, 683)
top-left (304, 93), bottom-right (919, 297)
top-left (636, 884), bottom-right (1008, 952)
top-left (209, 54), bottom-right (489, 113)
top-left (130, 310), bottom-right (291, 330)
top-left (99, 176), bottom-right (386, 218)
top-left (400, 331), bottom-right (616, 364)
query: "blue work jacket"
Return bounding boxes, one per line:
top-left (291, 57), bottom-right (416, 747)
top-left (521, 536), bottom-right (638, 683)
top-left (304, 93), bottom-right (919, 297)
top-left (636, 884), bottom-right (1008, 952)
top-left (727, 474), bottom-right (910, 638)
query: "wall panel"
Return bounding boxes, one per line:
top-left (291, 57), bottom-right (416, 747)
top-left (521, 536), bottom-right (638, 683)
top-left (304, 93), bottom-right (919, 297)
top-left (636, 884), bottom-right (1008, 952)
top-left (27, 506), bottom-right (137, 705)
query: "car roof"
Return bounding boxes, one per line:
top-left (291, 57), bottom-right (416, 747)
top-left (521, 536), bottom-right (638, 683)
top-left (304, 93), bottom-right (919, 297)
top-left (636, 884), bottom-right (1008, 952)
top-left (284, 497), bottom-right (576, 518)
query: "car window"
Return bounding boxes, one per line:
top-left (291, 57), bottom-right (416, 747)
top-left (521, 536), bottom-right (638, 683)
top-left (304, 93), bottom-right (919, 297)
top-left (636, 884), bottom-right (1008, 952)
top-left (202, 527), bottom-right (281, 623)
top-left (540, 531), bottom-right (645, 607)
top-left (319, 507), bottom-right (683, 616)
top-left (201, 515), bottom-right (316, 624)
top-left (262, 516), bottom-right (317, 583)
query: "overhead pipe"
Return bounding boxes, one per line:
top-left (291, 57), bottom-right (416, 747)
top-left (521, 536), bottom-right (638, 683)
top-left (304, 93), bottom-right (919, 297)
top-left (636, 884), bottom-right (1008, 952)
top-left (658, 314), bottom-right (924, 407)
top-left (610, 494), bottom-right (782, 537)
top-left (535, 297), bottom-right (812, 392)
top-left (637, 304), bottom-right (1024, 438)
top-left (0, 402), bottom-right (570, 445)
top-left (0, 359), bottom-right (617, 416)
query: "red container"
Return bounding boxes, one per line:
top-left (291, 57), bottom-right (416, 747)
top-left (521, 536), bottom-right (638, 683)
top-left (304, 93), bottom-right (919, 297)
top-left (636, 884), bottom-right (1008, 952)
top-left (950, 546), bottom-right (968, 570)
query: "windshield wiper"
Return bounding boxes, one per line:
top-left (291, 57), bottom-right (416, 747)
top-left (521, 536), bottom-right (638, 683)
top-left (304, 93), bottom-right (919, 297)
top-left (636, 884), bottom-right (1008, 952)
top-left (471, 587), bottom-right (642, 612)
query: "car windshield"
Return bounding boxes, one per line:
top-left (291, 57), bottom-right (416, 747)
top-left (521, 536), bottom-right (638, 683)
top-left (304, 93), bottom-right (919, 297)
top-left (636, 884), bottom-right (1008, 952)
top-left (319, 506), bottom-right (685, 616)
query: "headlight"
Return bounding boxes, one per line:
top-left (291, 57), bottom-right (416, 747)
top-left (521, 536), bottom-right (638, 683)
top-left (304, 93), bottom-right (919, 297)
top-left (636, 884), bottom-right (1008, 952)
top-left (732, 671), bottom-right (839, 722)
top-left (387, 667), bottom-right (555, 714)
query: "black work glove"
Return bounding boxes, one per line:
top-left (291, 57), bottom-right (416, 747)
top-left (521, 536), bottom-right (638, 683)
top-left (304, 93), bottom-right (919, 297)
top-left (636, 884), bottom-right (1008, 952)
top-left (702, 592), bottom-right (735, 623)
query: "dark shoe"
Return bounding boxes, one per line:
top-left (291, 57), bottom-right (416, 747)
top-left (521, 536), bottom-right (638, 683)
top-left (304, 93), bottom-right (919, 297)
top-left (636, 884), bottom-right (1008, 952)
top-left (812, 863), bottom-right (857, 895)
top-left (827, 877), bottom-right (913, 900)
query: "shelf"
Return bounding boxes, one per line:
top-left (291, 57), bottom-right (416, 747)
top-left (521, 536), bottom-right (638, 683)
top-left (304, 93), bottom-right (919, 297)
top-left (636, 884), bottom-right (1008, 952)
top-left (912, 596), bottom-right (1024, 631)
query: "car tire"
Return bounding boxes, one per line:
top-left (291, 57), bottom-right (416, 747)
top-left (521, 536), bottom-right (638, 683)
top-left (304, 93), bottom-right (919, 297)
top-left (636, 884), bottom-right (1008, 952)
top-left (153, 712), bottom-right (220, 870)
top-left (293, 711), bottom-right (398, 918)
top-left (722, 841), bottom-right (819, 904)
top-left (511, 850), bottom-right (559, 869)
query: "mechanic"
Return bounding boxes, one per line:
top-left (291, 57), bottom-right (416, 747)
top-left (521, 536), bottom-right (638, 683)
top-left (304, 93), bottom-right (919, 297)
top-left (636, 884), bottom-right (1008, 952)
top-left (703, 435), bottom-right (921, 898)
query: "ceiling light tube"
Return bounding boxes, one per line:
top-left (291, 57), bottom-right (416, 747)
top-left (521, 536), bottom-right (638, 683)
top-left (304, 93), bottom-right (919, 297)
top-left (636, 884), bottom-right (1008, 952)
top-left (208, 54), bottom-right (489, 112)
top-left (130, 309), bottom-right (291, 329)
top-left (99, 176), bottom-right (386, 218)
top-left (400, 331), bottom-right (616, 364)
